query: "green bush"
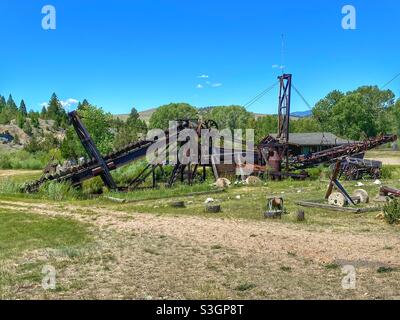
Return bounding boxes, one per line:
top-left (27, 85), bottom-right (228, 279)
top-left (381, 166), bottom-right (393, 179)
top-left (0, 150), bottom-right (49, 170)
top-left (383, 199), bottom-right (400, 225)
top-left (39, 181), bottom-right (81, 201)
top-left (0, 179), bottom-right (22, 194)
top-left (304, 165), bottom-right (329, 180)
top-left (82, 177), bottom-right (104, 195)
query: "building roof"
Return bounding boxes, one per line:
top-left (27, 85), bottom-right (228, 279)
top-left (270, 132), bottom-right (354, 146)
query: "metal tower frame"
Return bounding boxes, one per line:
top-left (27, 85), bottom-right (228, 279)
top-left (277, 73), bottom-right (292, 144)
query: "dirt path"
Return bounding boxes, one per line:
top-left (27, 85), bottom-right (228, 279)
top-left (2, 199), bottom-right (399, 269)
top-left (0, 170), bottom-right (40, 178)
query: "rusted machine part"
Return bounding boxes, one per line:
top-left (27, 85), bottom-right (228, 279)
top-left (268, 150), bottom-right (282, 180)
top-left (380, 186), bottom-right (400, 198)
top-left (328, 192), bottom-right (347, 207)
top-left (265, 197), bottom-right (284, 219)
top-left (328, 189), bottom-right (369, 208)
top-left (291, 135), bottom-right (397, 170)
top-left (339, 157), bottom-right (382, 180)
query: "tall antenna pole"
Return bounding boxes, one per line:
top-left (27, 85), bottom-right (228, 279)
top-left (281, 34), bottom-right (285, 74)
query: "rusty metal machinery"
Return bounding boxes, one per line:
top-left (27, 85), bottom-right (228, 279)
top-left (23, 112), bottom-right (219, 193)
top-left (380, 186), bottom-right (400, 198)
top-left (336, 157), bottom-right (382, 180)
top-left (259, 134), bottom-right (397, 179)
top-left (290, 135), bottom-right (397, 170)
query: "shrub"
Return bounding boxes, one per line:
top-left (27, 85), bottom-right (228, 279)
top-left (381, 166), bottom-right (393, 179)
top-left (39, 181), bottom-right (81, 201)
top-left (0, 179), bottom-right (22, 194)
top-left (383, 199), bottom-right (400, 225)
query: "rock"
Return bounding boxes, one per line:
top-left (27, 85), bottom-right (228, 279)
top-left (236, 195), bottom-right (241, 200)
top-left (356, 182), bottom-right (365, 187)
top-left (374, 180), bottom-right (382, 185)
top-left (214, 178), bottom-right (231, 188)
top-left (245, 176), bottom-right (263, 186)
top-left (205, 198), bottom-right (214, 204)
top-left (375, 213), bottom-right (385, 220)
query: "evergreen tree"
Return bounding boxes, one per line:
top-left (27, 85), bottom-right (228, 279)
top-left (46, 93), bottom-right (68, 127)
top-left (77, 99), bottom-right (90, 111)
top-left (41, 106), bottom-right (47, 118)
top-left (19, 99), bottom-right (27, 116)
top-left (0, 95), bottom-right (6, 111)
top-left (6, 94), bottom-right (18, 111)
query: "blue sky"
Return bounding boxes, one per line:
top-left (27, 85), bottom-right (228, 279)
top-left (0, 0), bottom-right (399, 114)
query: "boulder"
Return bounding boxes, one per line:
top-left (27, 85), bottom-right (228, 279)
top-left (245, 176), bottom-right (263, 186)
top-left (214, 178), bottom-right (231, 188)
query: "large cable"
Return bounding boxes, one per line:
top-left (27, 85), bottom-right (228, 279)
top-left (381, 72), bottom-right (400, 89)
top-left (243, 81), bottom-right (279, 108)
top-left (292, 83), bottom-right (313, 110)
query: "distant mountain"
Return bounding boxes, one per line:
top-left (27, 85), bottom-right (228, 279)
top-left (114, 108), bottom-right (313, 123)
top-left (114, 108), bottom-right (157, 123)
top-left (290, 110), bottom-right (312, 118)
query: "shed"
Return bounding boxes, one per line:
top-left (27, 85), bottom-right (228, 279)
top-left (270, 132), bottom-right (355, 155)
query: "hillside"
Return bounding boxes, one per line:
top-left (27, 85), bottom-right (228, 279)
top-left (115, 108), bottom-right (311, 123)
top-left (0, 119), bottom-right (66, 151)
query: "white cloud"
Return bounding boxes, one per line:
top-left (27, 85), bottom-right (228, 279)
top-left (40, 98), bottom-right (79, 110)
top-left (60, 98), bottom-right (79, 109)
top-left (197, 74), bottom-right (209, 79)
top-left (196, 84), bottom-right (204, 89)
top-left (211, 83), bottom-right (223, 88)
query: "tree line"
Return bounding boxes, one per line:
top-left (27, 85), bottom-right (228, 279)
top-left (1, 84), bottom-right (398, 161)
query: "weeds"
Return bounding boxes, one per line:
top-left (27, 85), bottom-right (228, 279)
top-left (234, 282), bottom-right (256, 292)
top-left (39, 181), bottom-right (82, 201)
top-left (383, 199), bottom-right (400, 225)
top-left (0, 179), bottom-right (22, 194)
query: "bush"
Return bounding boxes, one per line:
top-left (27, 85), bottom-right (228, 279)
top-left (0, 150), bottom-right (54, 170)
top-left (39, 181), bottom-right (81, 201)
top-left (383, 199), bottom-right (400, 225)
top-left (0, 179), bottom-right (22, 194)
top-left (304, 165), bottom-right (329, 180)
top-left (381, 166), bottom-right (393, 179)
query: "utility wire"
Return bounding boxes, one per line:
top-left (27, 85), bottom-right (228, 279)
top-left (243, 81), bottom-right (279, 108)
top-left (292, 83), bottom-right (313, 110)
top-left (381, 72), bottom-right (400, 89)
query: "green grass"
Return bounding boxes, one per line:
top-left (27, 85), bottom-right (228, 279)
top-left (0, 209), bottom-right (91, 260)
top-left (106, 182), bottom-right (218, 202)
top-left (0, 150), bottom-right (49, 170)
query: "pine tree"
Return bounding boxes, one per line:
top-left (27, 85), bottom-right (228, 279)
top-left (0, 95), bottom-right (6, 111)
top-left (77, 99), bottom-right (90, 111)
top-left (41, 106), bottom-right (47, 118)
top-left (46, 93), bottom-right (67, 127)
top-left (19, 99), bottom-right (27, 116)
top-left (6, 94), bottom-right (18, 111)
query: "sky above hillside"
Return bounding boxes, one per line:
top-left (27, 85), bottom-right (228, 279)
top-left (0, 0), bottom-right (399, 114)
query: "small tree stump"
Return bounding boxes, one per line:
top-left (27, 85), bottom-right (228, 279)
top-left (296, 210), bottom-right (305, 222)
top-left (206, 205), bottom-right (221, 213)
top-left (170, 201), bottom-right (185, 208)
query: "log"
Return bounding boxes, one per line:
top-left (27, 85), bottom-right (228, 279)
top-left (296, 201), bottom-right (381, 214)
